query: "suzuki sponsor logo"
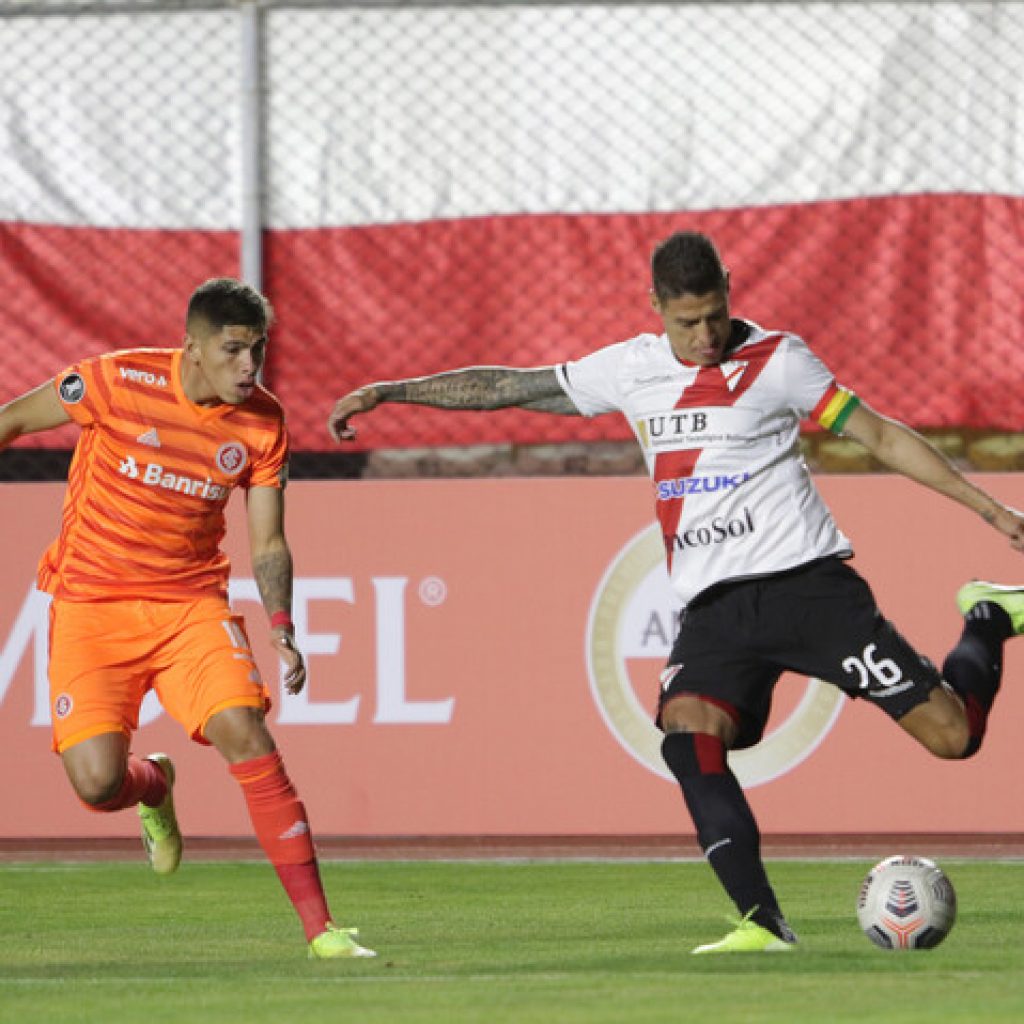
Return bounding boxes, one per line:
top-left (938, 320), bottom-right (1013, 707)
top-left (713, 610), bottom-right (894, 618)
top-left (118, 455), bottom-right (228, 501)
top-left (119, 366), bottom-right (168, 387)
top-left (656, 472), bottom-right (750, 501)
top-left (665, 507), bottom-right (755, 552)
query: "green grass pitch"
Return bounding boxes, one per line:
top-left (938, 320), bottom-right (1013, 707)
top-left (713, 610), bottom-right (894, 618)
top-left (0, 859), bottom-right (1021, 1023)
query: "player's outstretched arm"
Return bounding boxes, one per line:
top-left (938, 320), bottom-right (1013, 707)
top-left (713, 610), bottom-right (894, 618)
top-left (247, 485), bottom-right (307, 694)
top-left (0, 381), bottom-right (72, 449)
top-left (328, 365), bottom-right (578, 442)
top-left (841, 401), bottom-right (1024, 552)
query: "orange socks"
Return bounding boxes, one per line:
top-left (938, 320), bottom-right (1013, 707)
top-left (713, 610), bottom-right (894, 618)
top-left (229, 751), bottom-right (331, 941)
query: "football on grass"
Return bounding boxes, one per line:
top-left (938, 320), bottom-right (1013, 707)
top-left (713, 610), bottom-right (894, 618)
top-left (856, 855), bottom-right (957, 949)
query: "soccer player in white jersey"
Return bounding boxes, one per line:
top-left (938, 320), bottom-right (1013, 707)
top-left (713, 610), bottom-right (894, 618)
top-left (328, 231), bottom-right (1024, 954)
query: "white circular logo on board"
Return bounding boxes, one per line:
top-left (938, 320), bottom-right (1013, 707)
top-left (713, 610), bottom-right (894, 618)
top-left (586, 523), bottom-right (845, 788)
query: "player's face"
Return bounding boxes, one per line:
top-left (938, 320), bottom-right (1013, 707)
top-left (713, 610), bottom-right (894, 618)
top-left (182, 324), bottom-right (267, 406)
top-left (652, 288), bottom-right (732, 367)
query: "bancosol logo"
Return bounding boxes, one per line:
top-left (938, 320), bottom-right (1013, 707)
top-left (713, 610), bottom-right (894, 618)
top-left (586, 523), bottom-right (845, 787)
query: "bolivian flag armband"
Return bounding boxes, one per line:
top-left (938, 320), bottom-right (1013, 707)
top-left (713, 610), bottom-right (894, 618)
top-left (811, 382), bottom-right (860, 434)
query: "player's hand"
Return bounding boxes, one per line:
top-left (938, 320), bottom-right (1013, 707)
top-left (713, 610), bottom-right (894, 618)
top-left (328, 386), bottom-right (380, 443)
top-left (988, 504), bottom-right (1024, 553)
top-left (271, 628), bottom-right (307, 694)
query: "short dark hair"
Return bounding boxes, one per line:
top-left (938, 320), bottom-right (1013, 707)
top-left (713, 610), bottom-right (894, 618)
top-left (186, 277), bottom-right (273, 335)
top-left (651, 231), bottom-right (728, 303)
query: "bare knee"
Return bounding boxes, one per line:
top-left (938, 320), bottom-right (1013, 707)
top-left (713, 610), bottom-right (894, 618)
top-left (660, 695), bottom-right (738, 744)
top-left (204, 705), bottom-right (276, 764)
top-left (65, 759), bottom-right (126, 806)
top-left (61, 733), bottom-right (129, 806)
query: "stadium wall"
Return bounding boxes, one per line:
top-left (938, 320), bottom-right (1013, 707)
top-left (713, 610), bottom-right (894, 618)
top-left (0, 474), bottom-right (1022, 840)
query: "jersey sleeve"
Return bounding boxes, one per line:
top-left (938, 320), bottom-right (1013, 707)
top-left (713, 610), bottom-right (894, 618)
top-left (247, 416), bottom-right (290, 489)
top-left (554, 341), bottom-right (629, 416)
top-left (783, 335), bottom-right (861, 432)
top-left (51, 356), bottom-right (110, 427)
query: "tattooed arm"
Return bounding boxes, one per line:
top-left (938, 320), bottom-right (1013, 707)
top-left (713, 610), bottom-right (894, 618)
top-left (328, 365), bottom-right (579, 442)
top-left (247, 485), bottom-right (307, 694)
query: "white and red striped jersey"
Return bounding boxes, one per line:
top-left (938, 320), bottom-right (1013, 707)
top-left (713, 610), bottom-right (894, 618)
top-left (555, 320), bottom-right (861, 608)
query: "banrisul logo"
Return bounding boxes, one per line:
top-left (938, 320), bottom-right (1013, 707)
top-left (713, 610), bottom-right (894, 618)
top-left (586, 524), bottom-right (845, 787)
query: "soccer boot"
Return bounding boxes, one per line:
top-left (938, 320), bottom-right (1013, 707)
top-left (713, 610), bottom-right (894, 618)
top-left (956, 581), bottom-right (1024, 635)
top-left (137, 753), bottom-right (182, 875)
top-left (308, 924), bottom-right (377, 959)
top-left (692, 911), bottom-right (797, 955)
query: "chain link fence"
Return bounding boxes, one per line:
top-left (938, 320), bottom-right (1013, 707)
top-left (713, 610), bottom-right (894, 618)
top-left (2, 1), bottom-right (1023, 479)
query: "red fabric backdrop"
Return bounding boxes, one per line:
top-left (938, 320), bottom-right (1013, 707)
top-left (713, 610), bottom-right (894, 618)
top-left (4, 193), bottom-right (1022, 452)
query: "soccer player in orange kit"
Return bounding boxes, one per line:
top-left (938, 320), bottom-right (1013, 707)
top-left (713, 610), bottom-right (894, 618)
top-left (0, 277), bottom-right (374, 959)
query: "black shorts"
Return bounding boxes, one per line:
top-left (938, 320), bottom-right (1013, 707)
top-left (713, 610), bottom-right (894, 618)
top-left (657, 557), bottom-right (943, 749)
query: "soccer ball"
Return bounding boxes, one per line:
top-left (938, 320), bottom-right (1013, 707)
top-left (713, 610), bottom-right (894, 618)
top-left (856, 855), bottom-right (957, 950)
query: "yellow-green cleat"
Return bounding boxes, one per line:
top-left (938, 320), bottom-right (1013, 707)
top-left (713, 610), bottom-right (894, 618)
top-left (309, 924), bottom-right (377, 959)
top-left (692, 912), bottom-right (796, 955)
top-left (138, 753), bottom-right (182, 876)
top-left (956, 581), bottom-right (1024, 635)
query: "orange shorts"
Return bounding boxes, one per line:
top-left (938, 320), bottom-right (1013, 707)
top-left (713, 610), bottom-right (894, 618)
top-left (48, 596), bottom-right (271, 754)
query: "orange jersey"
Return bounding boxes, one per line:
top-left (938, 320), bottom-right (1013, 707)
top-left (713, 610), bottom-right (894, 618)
top-left (37, 347), bottom-right (288, 601)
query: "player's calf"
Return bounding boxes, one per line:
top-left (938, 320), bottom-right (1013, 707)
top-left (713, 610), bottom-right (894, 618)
top-left (897, 689), bottom-right (971, 759)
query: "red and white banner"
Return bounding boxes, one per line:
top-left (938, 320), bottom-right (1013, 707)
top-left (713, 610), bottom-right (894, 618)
top-left (0, 474), bottom-right (1022, 839)
top-left (3, 4), bottom-right (1024, 448)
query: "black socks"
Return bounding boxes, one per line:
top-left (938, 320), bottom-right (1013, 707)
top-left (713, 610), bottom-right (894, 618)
top-left (942, 602), bottom-right (1012, 756)
top-left (661, 732), bottom-right (793, 941)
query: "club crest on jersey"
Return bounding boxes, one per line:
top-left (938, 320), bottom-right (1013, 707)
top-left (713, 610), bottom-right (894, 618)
top-left (58, 373), bottom-right (86, 404)
top-left (721, 361), bottom-right (748, 391)
top-left (215, 442), bottom-right (248, 476)
top-left (54, 693), bottom-right (73, 718)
